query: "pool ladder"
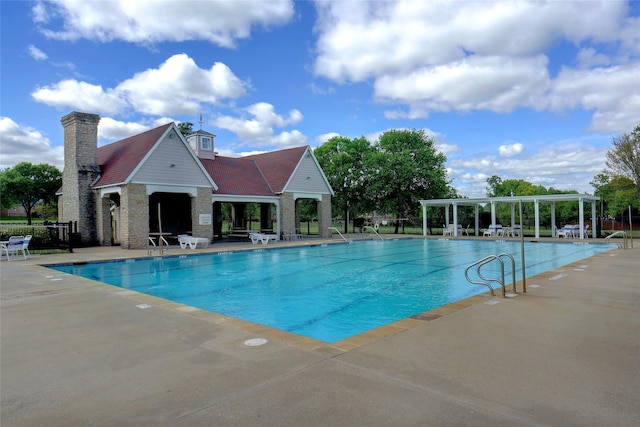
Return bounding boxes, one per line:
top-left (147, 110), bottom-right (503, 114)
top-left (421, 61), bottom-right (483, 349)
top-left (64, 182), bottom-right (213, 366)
top-left (362, 226), bottom-right (384, 240)
top-left (465, 253), bottom-right (517, 298)
top-left (328, 227), bottom-right (348, 242)
top-left (605, 231), bottom-right (628, 249)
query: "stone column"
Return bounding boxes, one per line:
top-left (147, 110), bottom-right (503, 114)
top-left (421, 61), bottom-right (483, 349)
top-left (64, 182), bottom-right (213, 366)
top-left (279, 193), bottom-right (296, 236)
top-left (96, 195), bottom-right (112, 246)
top-left (317, 194), bottom-right (332, 238)
top-left (120, 184), bottom-right (148, 249)
top-left (191, 187), bottom-right (213, 241)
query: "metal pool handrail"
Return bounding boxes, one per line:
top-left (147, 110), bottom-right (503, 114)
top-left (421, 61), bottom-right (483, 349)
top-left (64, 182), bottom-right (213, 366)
top-left (362, 226), bottom-right (384, 240)
top-left (605, 231), bottom-right (628, 249)
top-left (465, 253), bottom-right (517, 298)
top-left (328, 227), bottom-right (348, 242)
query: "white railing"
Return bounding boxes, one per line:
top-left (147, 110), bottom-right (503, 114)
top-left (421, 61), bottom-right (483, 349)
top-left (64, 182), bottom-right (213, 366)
top-left (328, 227), bottom-right (348, 242)
top-left (362, 226), bottom-right (384, 240)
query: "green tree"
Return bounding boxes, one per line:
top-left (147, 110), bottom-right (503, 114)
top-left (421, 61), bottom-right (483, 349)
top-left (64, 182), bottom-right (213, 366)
top-left (178, 122), bottom-right (193, 136)
top-left (314, 136), bottom-right (374, 233)
top-left (591, 173), bottom-right (639, 219)
top-left (485, 176), bottom-right (581, 226)
top-left (368, 129), bottom-right (450, 232)
top-left (0, 162), bottom-right (62, 224)
top-left (606, 124), bottom-right (640, 194)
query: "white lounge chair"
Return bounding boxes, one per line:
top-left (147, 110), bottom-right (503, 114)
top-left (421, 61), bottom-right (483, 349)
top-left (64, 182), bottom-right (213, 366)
top-left (557, 225), bottom-right (578, 238)
top-left (23, 235), bottom-right (32, 257)
top-left (1, 236), bottom-right (27, 261)
top-left (442, 224), bottom-right (454, 236)
top-left (250, 232), bottom-right (278, 245)
top-left (580, 224), bottom-right (590, 238)
top-left (483, 224), bottom-right (503, 237)
top-left (178, 234), bottom-right (210, 249)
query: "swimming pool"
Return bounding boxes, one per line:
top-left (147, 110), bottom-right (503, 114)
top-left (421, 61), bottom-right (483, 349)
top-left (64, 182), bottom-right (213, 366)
top-left (48, 239), bottom-right (615, 343)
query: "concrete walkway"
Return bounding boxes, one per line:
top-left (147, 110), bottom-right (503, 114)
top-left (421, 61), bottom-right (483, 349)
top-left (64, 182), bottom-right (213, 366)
top-left (1, 239), bottom-right (638, 426)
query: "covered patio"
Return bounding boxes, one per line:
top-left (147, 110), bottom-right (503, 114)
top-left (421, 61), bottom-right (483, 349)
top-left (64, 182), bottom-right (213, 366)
top-left (420, 194), bottom-right (600, 239)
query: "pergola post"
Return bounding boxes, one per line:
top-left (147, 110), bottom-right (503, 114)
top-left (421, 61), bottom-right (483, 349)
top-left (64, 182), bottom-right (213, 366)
top-left (534, 199), bottom-right (540, 239)
top-left (474, 204), bottom-right (480, 236)
top-left (591, 200), bottom-right (597, 239)
top-left (452, 202), bottom-right (459, 236)
top-left (551, 201), bottom-right (556, 237)
top-left (421, 202), bottom-right (428, 236)
top-left (491, 201), bottom-right (497, 226)
top-left (578, 197), bottom-right (585, 239)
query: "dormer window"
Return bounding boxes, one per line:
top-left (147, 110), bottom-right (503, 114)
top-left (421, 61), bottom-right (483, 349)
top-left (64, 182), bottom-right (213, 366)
top-left (201, 137), bottom-right (212, 150)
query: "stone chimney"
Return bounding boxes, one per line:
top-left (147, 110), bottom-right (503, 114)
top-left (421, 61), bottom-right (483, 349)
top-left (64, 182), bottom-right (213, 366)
top-left (61, 112), bottom-right (101, 245)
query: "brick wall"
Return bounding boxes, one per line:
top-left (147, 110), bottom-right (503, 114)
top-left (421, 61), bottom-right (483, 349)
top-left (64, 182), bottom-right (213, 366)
top-left (60, 111), bottom-right (101, 245)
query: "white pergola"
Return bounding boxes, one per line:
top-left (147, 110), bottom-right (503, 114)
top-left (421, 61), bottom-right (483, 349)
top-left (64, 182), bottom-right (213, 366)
top-left (420, 194), bottom-right (600, 239)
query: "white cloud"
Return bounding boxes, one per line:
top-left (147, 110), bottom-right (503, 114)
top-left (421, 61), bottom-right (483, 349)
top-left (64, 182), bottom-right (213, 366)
top-left (28, 44), bottom-right (48, 61)
top-left (118, 54), bottom-right (248, 116)
top-left (97, 117), bottom-right (151, 143)
top-left (576, 48), bottom-right (611, 69)
top-left (31, 79), bottom-right (127, 115)
top-left (31, 54), bottom-right (248, 117)
top-left (213, 102), bottom-right (306, 147)
top-left (499, 143), bottom-right (523, 158)
top-left (375, 55), bottom-right (550, 114)
top-left (547, 63), bottom-right (640, 133)
top-left (34, 0), bottom-right (294, 48)
top-left (314, 1), bottom-right (625, 82)
top-left (316, 132), bottom-right (340, 145)
top-left (449, 141), bottom-right (608, 197)
top-left (0, 117), bottom-right (64, 169)
top-left (313, 0), bottom-right (637, 133)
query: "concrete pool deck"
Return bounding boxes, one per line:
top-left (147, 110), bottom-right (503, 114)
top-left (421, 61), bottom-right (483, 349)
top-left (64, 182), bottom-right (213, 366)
top-left (1, 237), bottom-right (638, 426)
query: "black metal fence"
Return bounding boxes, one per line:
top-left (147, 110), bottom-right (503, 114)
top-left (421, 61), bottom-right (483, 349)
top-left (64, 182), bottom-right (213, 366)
top-left (0, 221), bottom-right (75, 252)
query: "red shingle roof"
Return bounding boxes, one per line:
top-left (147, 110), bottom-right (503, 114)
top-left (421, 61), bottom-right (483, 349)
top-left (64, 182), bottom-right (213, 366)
top-left (201, 157), bottom-right (274, 196)
top-left (94, 123), bottom-right (172, 187)
top-left (91, 122), bottom-right (309, 197)
top-left (244, 146), bottom-right (307, 193)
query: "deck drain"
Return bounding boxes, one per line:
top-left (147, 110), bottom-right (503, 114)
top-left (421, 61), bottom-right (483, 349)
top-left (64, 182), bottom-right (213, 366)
top-left (244, 338), bottom-right (268, 347)
top-left (136, 304), bottom-right (152, 309)
top-left (485, 300), bottom-right (500, 305)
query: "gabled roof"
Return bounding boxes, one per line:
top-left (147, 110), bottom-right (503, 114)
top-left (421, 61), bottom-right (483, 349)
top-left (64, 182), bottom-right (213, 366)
top-left (244, 146), bottom-right (308, 193)
top-left (94, 123), bottom-right (172, 188)
top-left (87, 123), bottom-right (325, 198)
top-left (201, 157), bottom-right (273, 196)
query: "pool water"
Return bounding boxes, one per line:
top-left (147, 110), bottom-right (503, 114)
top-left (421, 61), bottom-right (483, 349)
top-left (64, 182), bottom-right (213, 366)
top-left (48, 239), bottom-right (615, 343)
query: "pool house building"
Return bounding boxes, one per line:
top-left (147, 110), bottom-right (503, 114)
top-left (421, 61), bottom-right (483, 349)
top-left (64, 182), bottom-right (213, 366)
top-left (58, 111), bottom-right (334, 249)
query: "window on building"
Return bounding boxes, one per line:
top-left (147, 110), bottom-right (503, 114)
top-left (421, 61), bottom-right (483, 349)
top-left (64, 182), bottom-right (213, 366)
top-left (201, 137), bottom-right (211, 150)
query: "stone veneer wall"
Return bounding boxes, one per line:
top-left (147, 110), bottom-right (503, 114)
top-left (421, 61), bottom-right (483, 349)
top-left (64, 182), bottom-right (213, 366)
top-left (96, 194), bottom-right (112, 246)
top-left (191, 187), bottom-right (214, 240)
top-left (120, 184), bottom-right (148, 249)
top-left (279, 193), bottom-right (296, 236)
top-left (60, 112), bottom-right (101, 245)
top-left (317, 194), bottom-right (332, 238)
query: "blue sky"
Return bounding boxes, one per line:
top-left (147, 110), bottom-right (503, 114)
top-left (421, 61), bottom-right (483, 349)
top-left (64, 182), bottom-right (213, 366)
top-left (1, 0), bottom-right (639, 198)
